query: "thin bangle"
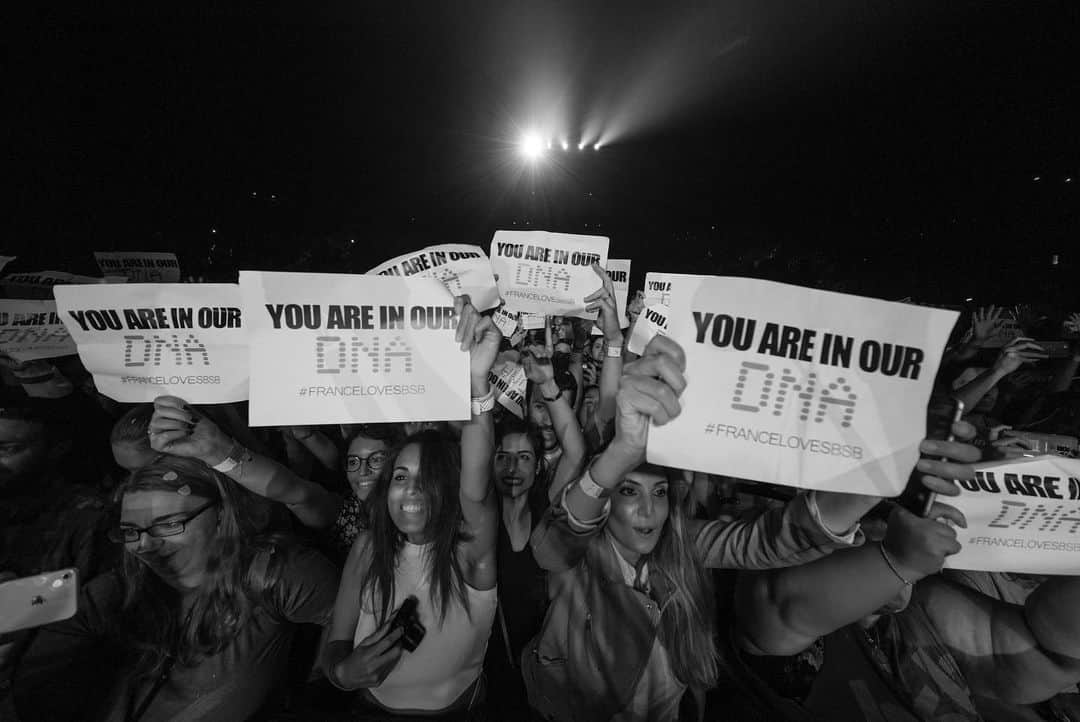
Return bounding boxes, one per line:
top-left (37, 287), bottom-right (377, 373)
top-left (879, 543), bottom-right (913, 586)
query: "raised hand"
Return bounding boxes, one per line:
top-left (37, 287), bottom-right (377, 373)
top-left (454, 295), bottom-right (500, 385)
top-left (993, 337), bottom-right (1048, 376)
top-left (521, 344), bottom-right (555, 386)
top-left (147, 395), bottom-right (233, 465)
top-left (970, 305), bottom-right (1006, 347)
top-left (612, 335), bottom-right (687, 462)
top-left (584, 263), bottom-right (624, 344)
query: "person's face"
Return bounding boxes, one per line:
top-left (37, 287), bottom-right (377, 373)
top-left (387, 443), bottom-right (432, 543)
top-left (607, 467), bottom-right (670, 565)
top-left (494, 433), bottom-right (539, 499)
top-left (553, 317), bottom-right (573, 343)
top-left (346, 435), bottom-right (389, 501)
top-left (112, 440), bottom-right (158, 473)
top-left (0, 419), bottom-right (49, 493)
top-left (120, 489), bottom-right (220, 589)
top-left (626, 293), bottom-right (645, 324)
top-left (554, 341), bottom-right (572, 356)
top-left (588, 337), bottom-right (605, 361)
top-left (528, 389), bottom-right (558, 451)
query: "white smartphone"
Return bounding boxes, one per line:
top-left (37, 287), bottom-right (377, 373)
top-left (0, 569), bottom-right (78, 635)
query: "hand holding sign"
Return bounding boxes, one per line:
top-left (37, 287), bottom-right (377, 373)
top-left (993, 337), bottom-right (1049, 375)
top-left (148, 395), bottom-right (233, 465)
top-left (613, 335), bottom-right (687, 466)
top-left (454, 295), bottom-right (500, 389)
top-left (883, 503), bottom-right (965, 582)
top-left (585, 263), bottom-right (624, 344)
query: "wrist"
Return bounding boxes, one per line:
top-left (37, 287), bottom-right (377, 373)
top-left (596, 438), bottom-right (643, 483)
top-left (470, 376), bottom-right (491, 397)
top-left (880, 540), bottom-right (922, 584)
top-left (539, 378), bottom-right (560, 398)
top-left (201, 437), bottom-right (236, 467)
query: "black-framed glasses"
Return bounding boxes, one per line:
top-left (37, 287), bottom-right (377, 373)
top-left (345, 451), bottom-right (388, 473)
top-left (109, 500), bottom-right (218, 544)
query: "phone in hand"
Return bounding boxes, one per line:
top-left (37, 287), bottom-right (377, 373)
top-left (1033, 340), bottom-right (1073, 359)
top-left (390, 595), bottom-right (426, 653)
top-left (0, 569), bottom-right (78, 635)
top-left (899, 399), bottom-right (965, 517)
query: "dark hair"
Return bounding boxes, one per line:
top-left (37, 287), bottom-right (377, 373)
top-left (114, 456), bottom-right (273, 682)
top-left (110, 404), bottom-right (154, 445)
top-left (344, 423), bottom-right (405, 447)
top-left (360, 429), bottom-right (471, 625)
top-left (496, 416), bottom-right (550, 505)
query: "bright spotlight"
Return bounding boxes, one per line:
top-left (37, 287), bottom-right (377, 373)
top-left (593, 143), bottom-right (601, 150)
top-left (520, 132), bottom-right (544, 161)
top-left (561, 140), bottom-right (569, 151)
top-left (577, 142), bottom-right (585, 150)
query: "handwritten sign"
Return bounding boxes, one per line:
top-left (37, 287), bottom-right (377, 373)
top-left (240, 271), bottom-right (469, 426)
top-left (607, 258), bottom-right (632, 329)
top-left (945, 456), bottom-right (1080, 574)
top-left (54, 284), bottom-right (248, 403)
top-left (490, 230), bottom-right (608, 318)
top-left (492, 306), bottom-right (520, 339)
top-left (94, 252), bottom-right (182, 283)
top-left (647, 275), bottom-right (958, 496)
top-left (0, 300), bottom-right (77, 362)
top-left (488, 361), bottom-right (527, 419)
top-left (367, 243), bottom-right (500, 311)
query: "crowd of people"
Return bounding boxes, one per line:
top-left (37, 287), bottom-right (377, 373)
top-left (2, 261), bottom-right (1080, 722)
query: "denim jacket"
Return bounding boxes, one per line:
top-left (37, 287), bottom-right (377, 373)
top-left (522, 491), bottom-right (864, 722)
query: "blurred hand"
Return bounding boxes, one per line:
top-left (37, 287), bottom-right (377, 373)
top-left (454, 295), bottom-right (500, 383)
top-left (970, 305), bottom-right (1006, 347)
top-left (992, 337), bottom-right (1048, 376)
top-left (521, 344), bottom-right (555, 386)
top-left (148, 395), bottom-right (233, 465)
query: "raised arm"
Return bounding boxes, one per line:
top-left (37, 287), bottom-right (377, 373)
top-left (148, 395), bottom-right (343, 529)
top-left (454, 296), bottom-right (500, 590)
top-left (286, 426), bottom-right (341, 471)
top-left (585, 263), bottom-right (624, 430)
top-left (952, 337), bottom-right (1047, 412)
top-left (942, 306), bottom-right (1006, 367)
top-left (522, 342), bottom-right (586, 503)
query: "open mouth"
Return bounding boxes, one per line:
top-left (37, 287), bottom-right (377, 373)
top-left (400, 501), bottom-right (425, 514)
top-left (632, 527), bottom-right (656, 537)
top-left (501, 476), bottom-right (523, 486)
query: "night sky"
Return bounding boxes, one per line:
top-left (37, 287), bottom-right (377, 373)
top-left (8, 2), bottom-right (1080, 299)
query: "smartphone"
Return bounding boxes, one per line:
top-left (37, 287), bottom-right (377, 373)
top-left (899, 399), bottom-right (965, 516)
top-left (390, 595), bottom-right (426, 653)
top-left (921, 399), bottom-right (965, 516)
top-left (0, 569), bottom-right (78, 635)
top-left (1034, 340), bottom-right (1073, 359)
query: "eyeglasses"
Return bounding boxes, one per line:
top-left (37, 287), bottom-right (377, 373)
top-left (109, 500), bottom-right (219, 544)
top-left (345, 451), bottom-right (388, 473)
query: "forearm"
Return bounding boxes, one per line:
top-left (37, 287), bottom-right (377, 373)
top-left (460, 374), bottom-right (494, 504)
top-left (597, 354), bottom-right (621, 424)
top-left (737, 543), bottom-right (907, 656)
top-left (565, 439), bottom-right (639, 521)
top-left (295, 429), bottom-right (341, 470)
top-left (1025, 577), bottom-right (1080, 660)
top-left (953, 367), bottom-right (1008, 411)
top-left (811, 490), bottom-right (879, 536)
top-left (1049, 355), bottom-right (1080, 393)
top-left (540, 378), bottom-right (586, 467)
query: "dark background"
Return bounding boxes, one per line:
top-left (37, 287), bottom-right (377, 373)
top-left (6, 1), bottom-right (1079, 303)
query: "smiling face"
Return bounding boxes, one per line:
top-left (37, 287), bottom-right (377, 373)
top-left (387, 443), bottom-right (432, 543)
top-left (607, 467), bottom-right (670, 565)
top-left (494, 433), bottom-right (539, 500)
top-left (346, 434), bottom-right (389, 501)
top-left (120, 489), bottom-right (220, 590)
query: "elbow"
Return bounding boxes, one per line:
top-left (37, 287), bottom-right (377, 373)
top-left (735, 574), bottom-right (817, 657)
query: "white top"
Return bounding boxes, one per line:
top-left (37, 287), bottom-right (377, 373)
top-left (353, 541), bottom-right (497, 712)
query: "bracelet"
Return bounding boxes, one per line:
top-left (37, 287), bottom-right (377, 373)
top-left (605, 344), bottom-right (623, 358)
top-left (471, 387), bottom-right (496, 415)
top-left (212, 440), bottom-right (245, 474)
top-left (879, 543), bottom-right (913, 587)
top-left (576, 465), bottom-right (612, 500)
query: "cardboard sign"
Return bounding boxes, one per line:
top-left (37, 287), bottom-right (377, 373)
top-left (94, 252), bottom-right (182, 283)
top-left (643, 272), bottom-right (675, 308)
top-left (240, 271), bottom-right (469, 426)
top-left (490, 230), bottom-right (608, 319)
top-left (606, 258), bottom-right (632, 329)
top-left (54, 283), bottom-right (248, 403)
top-left (945, 456), bottom-right (1080, 574)
top-left (0, 271), bottom-right (126, 300)
top-left (647, 275), bottom-right (958, 497)
top-left (0, 300), bottom-right (77, 362)
top-left (488, 361), bottom-right (527, 419)
top-left (520, 313), bottom-right (546, 331)
top-left (367, 243), bottom-right (501, 311)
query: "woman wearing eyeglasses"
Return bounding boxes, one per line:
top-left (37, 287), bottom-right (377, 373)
top-left (18, 455), bottom-right (338, 722)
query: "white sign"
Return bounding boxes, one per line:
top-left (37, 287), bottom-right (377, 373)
top-left (240, 271), bottom-right (469, 426)
top-left (647, 275), bottom-right (958, 497)
top-left (492, 306), bottom-right (520, 339)
top-left (945, 456), bottom-right (1080, 575)
top-left (368, 243), bottom-right (501, 311)
top-left (520, 312), bottom-right (546, 331)
top-left (0, 271), bottom-right (126, 300)
top-left (643, 272), bottom-right (675, 308)
top-left (54, 283), bottom-right (248, 403)
top-left (607, 258), bottom-right (632, 329)
top-left (627, 303), bottom-right (669, 355)
top-left (490, 230), bottom-right (608, 319)
top-left (0, 300), bottom-right (77, 362)
top-left (94, 252), bottom-right (182, 283)
top-left (488, 362), bottom-right (527, 419)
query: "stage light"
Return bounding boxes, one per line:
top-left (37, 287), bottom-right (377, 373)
top-left (577, 142), bottom-right (585, 150)
top-left (520, 132), bottom-right (544, 161)
top-left (593, 143), bottom-right (600, 150)
top-left (561, 140), bottom-right (569, 151)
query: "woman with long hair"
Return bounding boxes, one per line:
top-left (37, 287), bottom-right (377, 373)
top-left (523, 335), bottom-right (889, 722)
top-left (323, 298), bottom-right (502, 720)
top-left (102, 455), bottom-right (339, 721)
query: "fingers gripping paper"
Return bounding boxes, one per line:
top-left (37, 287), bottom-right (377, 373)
top-left (646, 275), bottom-right (958, 497)
top-left (240, 272), bottom-right (469, 426)
top-left (944, 456), bottom-right (1080, 575)
top-left (367, 244), bottom-right (501, 311)
top-left (0, 300), bottom-right (77, 362)
top-left (490, 230), bottom-right (608, 318)
top-left (54, 284), bottom-right (248, 403)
